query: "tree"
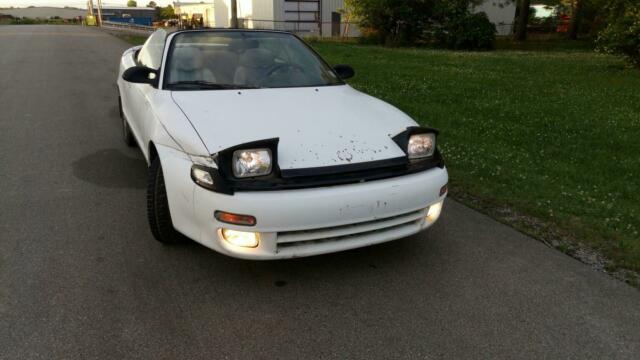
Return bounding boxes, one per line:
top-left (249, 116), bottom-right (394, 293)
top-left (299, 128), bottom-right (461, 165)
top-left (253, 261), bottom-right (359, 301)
top-left (515, 0), bottom-right (531, 41)
top-left (157, 5), bottom-right (176, 19)
top-left (568, 0), bottom-right (584, 39)
top-left (146, 1), bottom-right (157, 8)
top-left (127, 0), bottom-right (137, 7)
top-left (566, 0), bottom-right (610, 39)
top-left (597, 0), bottom-right (640, 68)
top-left (347, 0), bottom-right (436, 45)
top-left (346, 0), bottom-right (495, 48)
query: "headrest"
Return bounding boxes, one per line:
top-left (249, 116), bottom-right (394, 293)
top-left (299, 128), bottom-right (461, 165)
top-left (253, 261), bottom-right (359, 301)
top-left (239, 48), bottom-right (274, 69)
top-left (172, 47), bottom-right (204, 72)
top-left (228, 38), bottom-right (260, 53)
top-left (245, 39), bottom-right (259, 49)
top-left (227, 39), bottom-right (244, 52)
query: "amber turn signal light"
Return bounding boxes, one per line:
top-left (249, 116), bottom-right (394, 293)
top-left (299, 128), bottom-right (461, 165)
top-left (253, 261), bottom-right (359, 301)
top-left (214, 211), bottom-right (257, 226)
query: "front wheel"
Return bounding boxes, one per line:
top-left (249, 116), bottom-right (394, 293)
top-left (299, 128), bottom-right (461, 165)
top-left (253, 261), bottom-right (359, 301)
top-left (119, 96), bottom-right (136, 147)
top-left (147, 157), bottom-right (185, 244)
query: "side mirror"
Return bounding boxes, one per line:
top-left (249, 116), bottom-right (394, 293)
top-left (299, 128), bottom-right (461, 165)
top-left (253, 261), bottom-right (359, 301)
top-left (122, 66), bottom-right (158, 86)
top-left (333, 64), bottom-right (355, 80)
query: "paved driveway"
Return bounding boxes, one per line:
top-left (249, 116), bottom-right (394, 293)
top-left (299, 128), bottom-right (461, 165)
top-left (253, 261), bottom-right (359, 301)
top-left (1, 25), bottom-right (639, 359)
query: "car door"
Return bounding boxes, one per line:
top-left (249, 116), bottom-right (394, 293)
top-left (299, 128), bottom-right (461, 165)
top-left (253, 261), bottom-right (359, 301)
top-left (129, 29), bottom-right (167, 159)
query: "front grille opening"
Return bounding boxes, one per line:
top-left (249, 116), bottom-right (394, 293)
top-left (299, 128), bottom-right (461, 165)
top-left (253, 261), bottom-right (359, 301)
top-left (277, 219), bottom-right (422, 251)
top-left (276, 208), bottom-right (426, 250)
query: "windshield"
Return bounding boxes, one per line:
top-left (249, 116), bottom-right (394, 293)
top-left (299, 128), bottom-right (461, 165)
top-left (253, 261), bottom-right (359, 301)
top-left (164, 31), bottom-right (343, 90)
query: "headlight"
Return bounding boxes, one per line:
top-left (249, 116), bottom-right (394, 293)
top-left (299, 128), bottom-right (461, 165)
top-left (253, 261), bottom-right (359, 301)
top-left (408, 133), bottom-right (436, 159)
top-left (232, 148), bottom-right (272, 178)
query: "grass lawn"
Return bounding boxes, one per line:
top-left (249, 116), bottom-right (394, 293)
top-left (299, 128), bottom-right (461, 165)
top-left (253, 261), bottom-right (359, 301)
top-left (111, 33), bottom-right (149, 46)
top-left (115, 32), bottom-right (640, 281)
top-left (311, 41), bottom-right (640, 278)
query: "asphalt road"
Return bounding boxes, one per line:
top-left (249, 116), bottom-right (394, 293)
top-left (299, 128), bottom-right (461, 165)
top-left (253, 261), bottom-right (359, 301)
top-left (1, 25), bottom-right (639, 359)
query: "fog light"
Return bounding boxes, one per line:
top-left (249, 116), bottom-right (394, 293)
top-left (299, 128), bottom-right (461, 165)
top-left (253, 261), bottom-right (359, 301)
top-left (426, 201), bottom-right (443, 222)
top-left (221, 229), bottom-right (259, 248)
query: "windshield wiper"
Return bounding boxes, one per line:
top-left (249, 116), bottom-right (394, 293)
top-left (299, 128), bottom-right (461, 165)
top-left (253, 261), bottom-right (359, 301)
top-left (167, 81), bottom-right (260, 90)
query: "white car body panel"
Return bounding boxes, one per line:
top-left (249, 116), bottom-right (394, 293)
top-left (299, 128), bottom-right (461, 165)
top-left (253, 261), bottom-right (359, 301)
top-left (117, 31), bottom-right (448, 259)
top-left (118, 46), bottom-right (209, 160)
top-left (170, 85), bottom-right (413, 169)
top-left (157, 141), bottom-right (447, 260)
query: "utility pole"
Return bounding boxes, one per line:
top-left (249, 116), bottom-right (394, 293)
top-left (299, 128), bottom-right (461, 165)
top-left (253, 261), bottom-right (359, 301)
top-left (230, 0), bottom-right (238, 28)
top-left (318, 0), bottom-right (322, 37)
top-left (88, 0), bottom-right (94, 17)
top-left (96, 0), bottom-right (103, 27)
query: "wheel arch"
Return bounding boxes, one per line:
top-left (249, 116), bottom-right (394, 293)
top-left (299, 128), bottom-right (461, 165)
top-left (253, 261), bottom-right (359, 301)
top-left (151, 143), bottom-right (200, 243)
top-left (148, 141), bottom-right (159, 166)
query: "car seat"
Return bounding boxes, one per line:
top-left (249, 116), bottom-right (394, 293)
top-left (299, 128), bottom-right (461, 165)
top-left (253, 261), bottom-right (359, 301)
top-left (233, 48), bottom-right (275, 86)
top-left (169, 47), bottom-right (216, 83)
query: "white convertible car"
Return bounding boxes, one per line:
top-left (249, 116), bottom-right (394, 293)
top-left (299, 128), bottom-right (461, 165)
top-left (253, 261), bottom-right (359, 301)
top-left (117, 29), bottom-right (448, 259)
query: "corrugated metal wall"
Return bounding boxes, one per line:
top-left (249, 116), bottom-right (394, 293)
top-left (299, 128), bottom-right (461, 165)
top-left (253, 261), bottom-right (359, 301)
top-left (210, 0), bottom-right (359, 36)
top-left (213, 0), bottom-right (230, 27)
top-left (320, 0), bottom-right (360, 37)
top-left (279, 0), bottom-right (321, 33)
top-left (236, 0), bottom-right (276, 29)
top-left (237, 0), bottom-right (275, 21)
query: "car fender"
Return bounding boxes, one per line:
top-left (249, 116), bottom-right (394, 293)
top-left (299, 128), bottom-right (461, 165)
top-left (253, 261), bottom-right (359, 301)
top-left (146, 91), bottom-right (210, 161)
top-left (154, 143), bottom-right (201, 242)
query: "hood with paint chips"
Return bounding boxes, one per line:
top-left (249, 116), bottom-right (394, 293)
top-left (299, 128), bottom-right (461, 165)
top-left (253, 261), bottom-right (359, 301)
top-left (170, 85), bottom-right (416, 170)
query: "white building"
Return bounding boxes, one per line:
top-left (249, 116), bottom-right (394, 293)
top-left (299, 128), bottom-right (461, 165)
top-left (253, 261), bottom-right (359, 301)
top-left (174, 2), bottom-right (216, 27)
top-left (174, 0), bottom-right (356, 37)
top-left (174, 1), bottom-right (516, 38)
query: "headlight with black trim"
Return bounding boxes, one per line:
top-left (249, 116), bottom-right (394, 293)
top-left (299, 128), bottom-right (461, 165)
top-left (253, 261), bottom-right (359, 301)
top-left (232, 148), bottom-right (272, 178)
top-left (408, 133), bottom-right (436, 159)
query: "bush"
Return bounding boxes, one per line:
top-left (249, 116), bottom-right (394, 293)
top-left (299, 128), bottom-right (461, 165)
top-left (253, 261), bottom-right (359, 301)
top-left (347, 0), bottom-right (495, 49)
top-left (349, 0), bottom-right (435, 46)
top-left (435, 11), bottom-right (496, 50)
top-left (597, 2), bottom-right (640, 68)
top-left (12, 17), bottom-right (37, 25)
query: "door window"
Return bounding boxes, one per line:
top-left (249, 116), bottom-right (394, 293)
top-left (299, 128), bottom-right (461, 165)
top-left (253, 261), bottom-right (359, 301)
top-left (137, 29), bottom-right (167, 69)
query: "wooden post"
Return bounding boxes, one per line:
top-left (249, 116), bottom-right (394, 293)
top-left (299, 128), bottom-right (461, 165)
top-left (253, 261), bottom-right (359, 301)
top-left (96, 0), bottom-right (103, 27)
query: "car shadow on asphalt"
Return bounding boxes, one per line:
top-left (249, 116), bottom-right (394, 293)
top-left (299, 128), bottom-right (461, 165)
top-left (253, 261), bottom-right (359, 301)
top-left (161, 231), bottom-right (440, 289)
top-left (71, 148), bottom-right (147, 189)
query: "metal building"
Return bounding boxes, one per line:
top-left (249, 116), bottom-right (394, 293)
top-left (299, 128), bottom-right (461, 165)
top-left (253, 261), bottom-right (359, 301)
top-left (175, 0), bottom-right (357, 37)
top-left (97, 6), bottom-right (157, 26)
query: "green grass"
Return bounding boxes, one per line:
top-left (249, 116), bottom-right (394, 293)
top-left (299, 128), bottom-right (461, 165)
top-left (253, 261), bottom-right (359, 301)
top-left (495, 36), bottom-right (594, 52)
top-left (112, 33), bottom-right (148, 46)
top-left (311, 42), bottom-right (640, 275)
top-left (114, 32), bottom-right (640, 277)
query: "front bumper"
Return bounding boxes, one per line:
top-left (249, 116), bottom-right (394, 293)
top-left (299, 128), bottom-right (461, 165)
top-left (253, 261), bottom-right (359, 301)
top-left (158, 145), bottom-right (448, 260)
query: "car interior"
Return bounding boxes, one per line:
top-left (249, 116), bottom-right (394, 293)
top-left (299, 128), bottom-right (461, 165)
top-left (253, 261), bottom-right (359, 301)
top-left (166, 36), bottom-right (324, 88)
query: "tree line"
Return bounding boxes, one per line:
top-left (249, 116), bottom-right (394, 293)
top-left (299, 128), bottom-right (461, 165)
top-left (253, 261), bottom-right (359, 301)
top-left (345, 0), bottom-right (639, 67)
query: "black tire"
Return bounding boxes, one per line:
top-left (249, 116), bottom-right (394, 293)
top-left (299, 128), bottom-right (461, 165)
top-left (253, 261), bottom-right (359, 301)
top-left (147, 157), bottom-right (184, 244)
top-left (120, 96), bottom-right (136, 147)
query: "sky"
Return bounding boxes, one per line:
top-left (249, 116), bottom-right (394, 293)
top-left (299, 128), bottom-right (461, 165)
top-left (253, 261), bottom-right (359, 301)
top-left (0, 0), bottom-right (174, 8)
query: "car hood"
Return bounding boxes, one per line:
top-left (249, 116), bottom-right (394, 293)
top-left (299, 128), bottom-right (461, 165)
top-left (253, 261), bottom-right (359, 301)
top-left (171, 85), bottom-right (416, 170)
